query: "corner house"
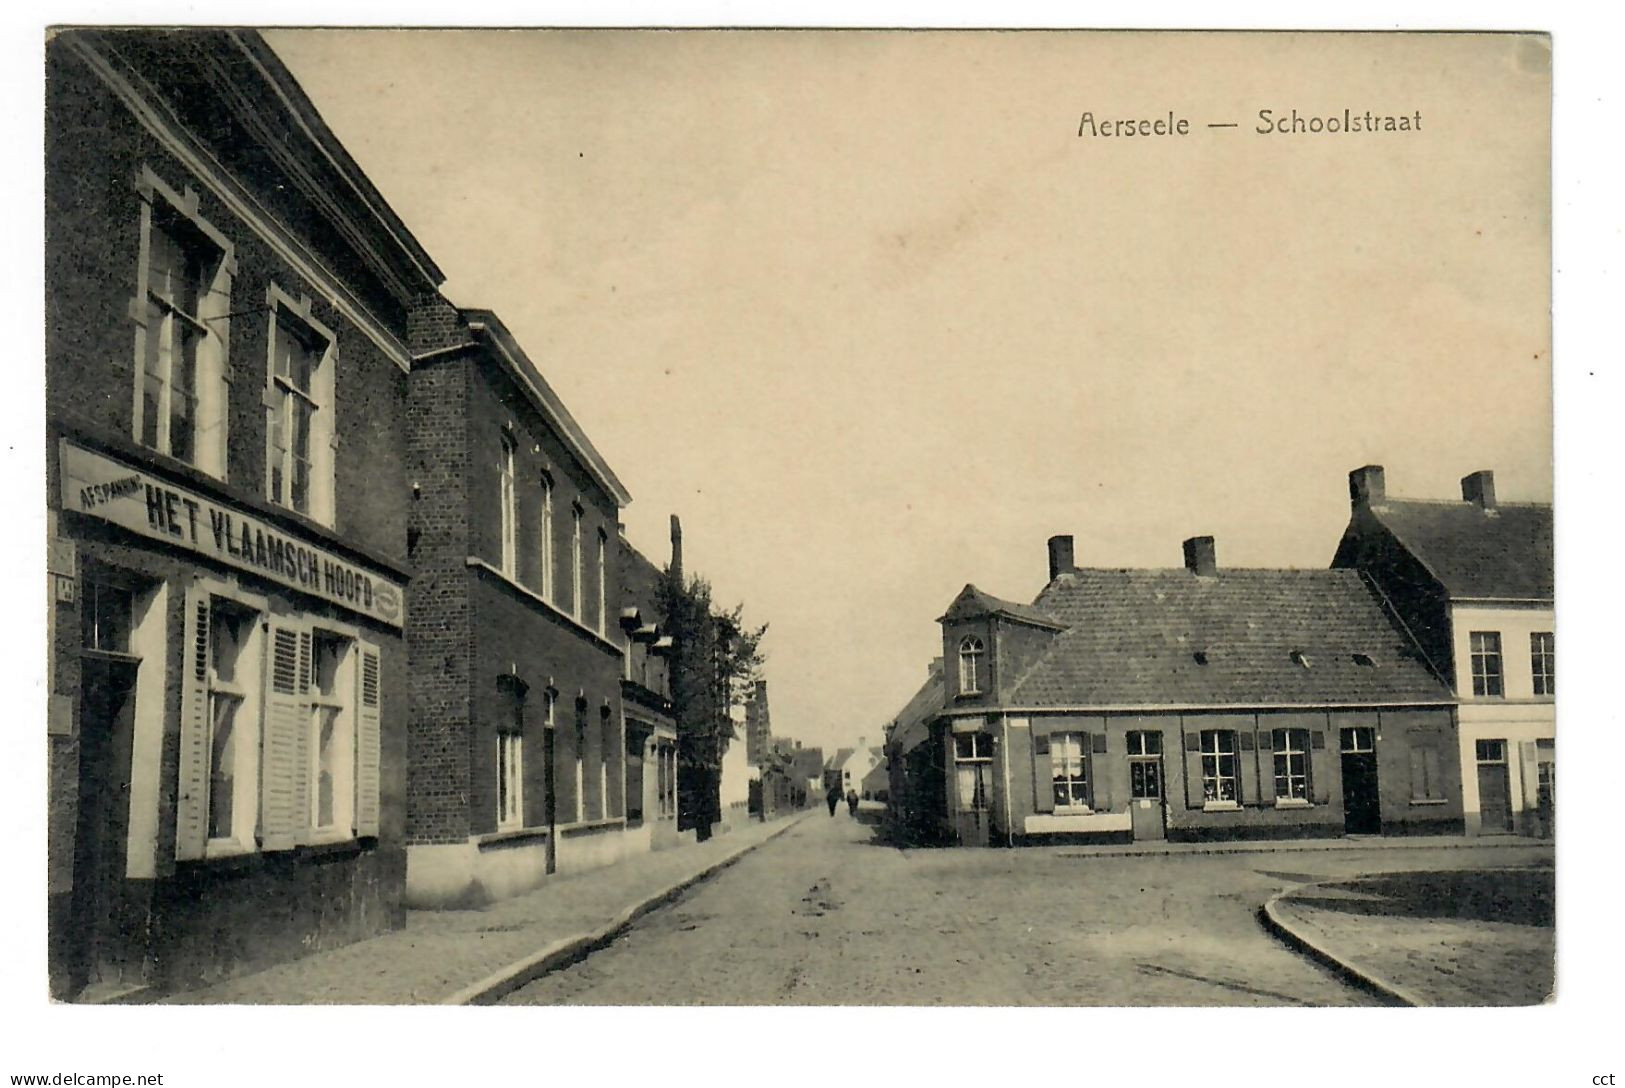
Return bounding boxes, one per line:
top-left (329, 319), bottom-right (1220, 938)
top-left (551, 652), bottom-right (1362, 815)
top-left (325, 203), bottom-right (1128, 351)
top-left (933, 535), bottom-right (1460, 847)
top-left (45, 30), bottom-right (442, 999)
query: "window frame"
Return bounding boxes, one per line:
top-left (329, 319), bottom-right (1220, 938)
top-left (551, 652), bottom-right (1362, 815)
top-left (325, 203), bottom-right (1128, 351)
top-left (1049, 731), bottom-right (1092, 812)
top-left (596, 529), bottom-right (608, 637)
top-left (1469, 630), bottom-right (1505, 698)
top-left (1530, 632), bottom-right (1555, 697)
top-left (957, 635), bottom-right (985, 695)
top-left (307, 628), bottom-right (357, 840)
top-left (952, 730), bottom-right (993, 813)
top-left (202, 586), bottom-right (266, 859)
top-left (539, 472), bottom-right (555, 603)
top-left (1126, 730), bottom-right (1163, 801)
top-left (498, 429), bottom-right (518, 580)
top-left (571, 504), bottom-right (584, 622)
top-left (132, 167), bottom-right (235, 478)
top-left (1271, 728), bottom-right (1312, 804)
top-left (264, 285), bottom-right (337, 526)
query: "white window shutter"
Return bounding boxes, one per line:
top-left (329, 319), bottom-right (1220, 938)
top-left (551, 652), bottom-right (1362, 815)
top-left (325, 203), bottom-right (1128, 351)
top-left (290, 629), bottom-right (314, 843)
top-left (174, 590), bottom-right (211, 860)
top-left (260, 622), bottom-right (306, 850)
top-left (353, 642), bottom-right (382, 838)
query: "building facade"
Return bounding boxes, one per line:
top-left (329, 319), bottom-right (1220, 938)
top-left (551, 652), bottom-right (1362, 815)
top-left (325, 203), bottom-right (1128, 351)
top-left (924, 535), bottom-right (1459, 847)
top-left (403, 301), bottom-right (634, 906)
top-left (1333, 466), bottom-right (1555, 837)
top-left (46, 30), bottom-right (443, 998)
top-left (619, 528), bottom-right (683, 852)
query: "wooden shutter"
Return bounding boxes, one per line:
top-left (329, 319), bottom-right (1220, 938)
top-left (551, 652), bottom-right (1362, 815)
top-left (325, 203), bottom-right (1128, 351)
top-left (260, 621), bottom-right (306, 850)
top-left (290, 630), bottom-right (313, 843)
top-left (1257, 729), bottom-right (1278, 804)
top-left (354, 642), bottom-right (382, 838)
top-left (1408, 746), bottom-right (1428, 799)
top-left (1310, 732), bottom-right (1331, 805)
top-left (1031, 732), bottom-right (1054, 813)
top-left (174, 590), bottom-right (211, 860)
top-left (1183, 733), bottom-right (1204, 808)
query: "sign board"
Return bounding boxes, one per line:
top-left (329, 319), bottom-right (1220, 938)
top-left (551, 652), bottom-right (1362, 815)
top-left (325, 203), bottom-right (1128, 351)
top-left (60, 439), bottom-right (404, 629)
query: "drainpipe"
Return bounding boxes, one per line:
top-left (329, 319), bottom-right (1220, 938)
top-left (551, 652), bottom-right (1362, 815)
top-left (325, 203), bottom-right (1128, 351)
top-left (1001, 714), bottom-right (1014, 848)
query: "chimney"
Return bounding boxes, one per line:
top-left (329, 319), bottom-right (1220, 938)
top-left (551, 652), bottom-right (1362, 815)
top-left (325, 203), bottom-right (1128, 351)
top-left (1349, 465), bottom-right (1386, 509)
top-left (1461, 470), bottom-right (1497, 511)
top-left (1047, 535), bottom-right (1076, 581)
top-left (1182, 536), bottom-right (1217, 577)
top-left (669, 514), bottom-right (684, 583)
top-left (930, 655), bottom-right (943, 678)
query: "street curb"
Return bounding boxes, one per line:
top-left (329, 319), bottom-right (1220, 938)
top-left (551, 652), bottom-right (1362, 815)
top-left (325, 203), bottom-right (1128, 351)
top-left (1059, 836), bottom-right (1551, 860)
top-left (442, 810), bottom-right (814, 1006)
top-left (1258, 883), bottom-right (1426, 1008)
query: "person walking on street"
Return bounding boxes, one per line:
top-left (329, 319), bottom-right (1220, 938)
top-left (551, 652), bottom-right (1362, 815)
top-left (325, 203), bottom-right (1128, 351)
top-left (826, 783), bottom-right (841, 817)
top-left (846, 789), bottom-right (859, 817)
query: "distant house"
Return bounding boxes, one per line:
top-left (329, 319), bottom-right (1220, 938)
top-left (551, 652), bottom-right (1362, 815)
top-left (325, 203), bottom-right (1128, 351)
top-left (618, 529), bottom-right (682, 852)
top-left (791, 746), bottom-right (826, 798)
top-left (824, 748), bottom-right (854, 795)
top-left (860, 750), bottom-right (889, 800)
top-left (1333, 466), bottom-right (1554, 837)
top-left (886, 659), bottom-right (948, 844)
top-left (837, 742), bottom-right (882, 799)
top-left (927, 534), bottom-right (1457, 846)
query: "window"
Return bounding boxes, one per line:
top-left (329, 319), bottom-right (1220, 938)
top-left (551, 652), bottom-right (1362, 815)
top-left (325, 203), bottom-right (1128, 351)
top-left (957, 636), bottom-right (984, 695)
top-left (81, 582), bottom-right (135, 654)
top-left (1352, 653), bottom-right (1376, 668)
top-left (600, 706), bottom-right (614, 819)
top-left (1531, 632), bottom-right (1555, 696)
top-left (1271, 729), bottom-right (1311, 801)
top-left (1475, 738), bottom-right (1506, 764)
top-left (1200, 730), bottom-right (1239, 804)
top-left (574, 698), bottom-right (588, 822)
top-left (953, 731), bottom-right (992, 813)
top-left (206, 599), bottom-right (256, 844)
top-left (1469, 631), bottom-right (1504, 697)
top-left (1127, 731), bottom-right (1162, 800)
top-left (497, 684), bottom-right (525, 832)
top-left (1050, 732), bottom-right (1091, 809)
top-left (133, 172), bottom-right (232, 476)
top-left (265, 290), bottom-right (336, 523)
top-left (571, 506), bottom-right (584, 621)
top-left (1289, 650), bottom-right (1311, 669)
top-left (597, 530), bottom-right (608, 636)
top-left (498, 431), bottom-right (518, 578)
top-left (309, 631), bottom-right (354, 833)
top-left (540, 474), bottom-right (555, 602)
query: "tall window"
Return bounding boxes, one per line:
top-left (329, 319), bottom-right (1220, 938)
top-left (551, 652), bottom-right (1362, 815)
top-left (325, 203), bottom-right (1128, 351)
top-left (571, 506), bottom-right (584, 621)
top-left (1530, 632), bottom-right (1555, 696)
top-left (206, 600), bottom-right (255, 842)
top-left (1271, 728), bottom-right (1311, 801)
top-left (266, 293), bottom-right (335, 523)
top-left (497, 685), bottom-right (524, 831)
top-left (498, 431), bottom-right (518, 578)
top-left (81, 582), bottom-right (135, 654)
top-left (597, 530), bottom-right (608, 636)
top-left (310, 632), bottom-right (354, 832)
top-left (1127, 731), bottom-right (1162, 800)
top-left (1470, 631), bottom-right (1504, 697)
top-left (600, 706), bottom-right (614, 819)
top-left (539, 474), bottom-right (555, 602)
top-left (1200, 730), bottom-right (1239, 804)
top-left (140, 216), bottom-right (211, 464)
top-left (574, 698), bottom-right (588, 822)
top-left (958, 636), bottom-right (984, 695)
top-left (1050, 732), bottom-right (1090, 809)
top-left (953, 732), bottom-right (993, 814)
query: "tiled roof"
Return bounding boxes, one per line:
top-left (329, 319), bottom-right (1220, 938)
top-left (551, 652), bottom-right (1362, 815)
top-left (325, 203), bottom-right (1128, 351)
top-left (1007, 568), bottom-right (1451, 708)
top-left (826, 747), bottom-right (855, 772)
top-left (939, 584), bottom-right (1067, 630)
top-left (1367, 499), bottom-right (1553, 600)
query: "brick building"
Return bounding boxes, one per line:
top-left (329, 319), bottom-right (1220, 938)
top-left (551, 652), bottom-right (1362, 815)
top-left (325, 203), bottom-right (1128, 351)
top-left (403, 301), bottom-right (634, 906)
top-left (45, 30), bottom-right (443, 998)
top-left (923, 535), bottom-right (1459, 846)
top-left (1333, 466), bottom-right (1555, 837)
top-left (618, 525), bottom-right (683, 852)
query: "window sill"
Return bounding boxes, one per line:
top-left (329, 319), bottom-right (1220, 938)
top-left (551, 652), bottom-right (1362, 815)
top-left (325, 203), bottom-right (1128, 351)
top-left (1273, 798), bottom-right (1312, 809)
top-left (954, 691), bottom-right (984, 701)
top-left (477, 825), bottom-right (550, 849)
top-left (1202, 801), bottom-right (1241, 812)
top-left (203, 840), bottom-right (256, 862)
top-left (465, 557), bottom-right (623, 655)
top-left (1408, 797), bottom-right (1450, 806)
top-left (1053, 805), bottom-right (1094, 816)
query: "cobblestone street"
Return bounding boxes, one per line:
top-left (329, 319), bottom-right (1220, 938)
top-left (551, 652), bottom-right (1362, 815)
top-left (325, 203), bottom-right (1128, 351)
top-left (503, 813), bottom-right (1553, 1006)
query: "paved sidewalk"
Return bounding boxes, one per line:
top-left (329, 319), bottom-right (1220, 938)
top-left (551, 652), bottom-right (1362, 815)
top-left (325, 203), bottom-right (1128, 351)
top-left (1263, 866), bottom-right (1555, 1006)
top-left (165, 812), bottom-right (811, 1005)
top-left (1057, 833), bottom-right (1551, 859)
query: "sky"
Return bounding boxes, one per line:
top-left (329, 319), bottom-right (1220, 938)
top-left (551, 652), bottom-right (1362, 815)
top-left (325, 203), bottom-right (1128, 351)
top-left (263, 30), bottom-right (1551, 756)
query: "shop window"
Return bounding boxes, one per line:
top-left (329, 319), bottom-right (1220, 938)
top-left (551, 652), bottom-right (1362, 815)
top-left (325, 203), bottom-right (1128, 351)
top-left (1530, 632), bottom-right (1555, 696)
top-left (1271, 728), bottom-right (1311, 801)
top-left (957, 636), bottom-right (984, 695)
top-left (1200, 730), bottom-right (1239, 806)
top-left (1127, 730), bottom-right (1162, 800)
top-left (133, 168), bottom-right (233, 477)
top-left (1469, 631), bottom-right (1504, 697)
top-left (265, 288), bottom-right (336, 525)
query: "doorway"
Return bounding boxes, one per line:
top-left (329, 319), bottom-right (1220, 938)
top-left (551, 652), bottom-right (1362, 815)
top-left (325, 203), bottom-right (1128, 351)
top-left (1340, 726), bottom-right (1381, 835)
top-left (68, 654), bottom-right (140, 997)
top-left (1475, 738), bottom-right (1514, 834)
top-left (952, 731), bottom-right (992, 847)
top-left (1127, 730), bottom-right (1166, 841)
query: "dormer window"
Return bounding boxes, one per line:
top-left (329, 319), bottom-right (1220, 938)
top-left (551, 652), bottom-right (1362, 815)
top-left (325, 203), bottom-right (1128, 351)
top-left (958, 636), bottom-right (985, 695)
top-left (1192, 651), bottom-right (1209, 666)
top-left (1352, 653), bottom-right (1376, 668)
top-left (1289, 650), bottom-right (1311, 669)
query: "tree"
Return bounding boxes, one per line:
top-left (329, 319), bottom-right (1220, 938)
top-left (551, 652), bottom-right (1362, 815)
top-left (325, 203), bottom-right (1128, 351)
top-left (656, 569), bottom-right (767, 838)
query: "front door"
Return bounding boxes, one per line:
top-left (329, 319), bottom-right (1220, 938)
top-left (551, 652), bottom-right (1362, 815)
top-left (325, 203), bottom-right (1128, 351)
top-left (952, 731), bottom-right (993, 847)
top-left (1340, 726), bottom-right (1381, 835)
top-left (68, 655), bottom-right (140, 997)
top-left (1475, 739), bottom-right (1514, 834)
top-left (1127, 730), bottom-right (1165, 841)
